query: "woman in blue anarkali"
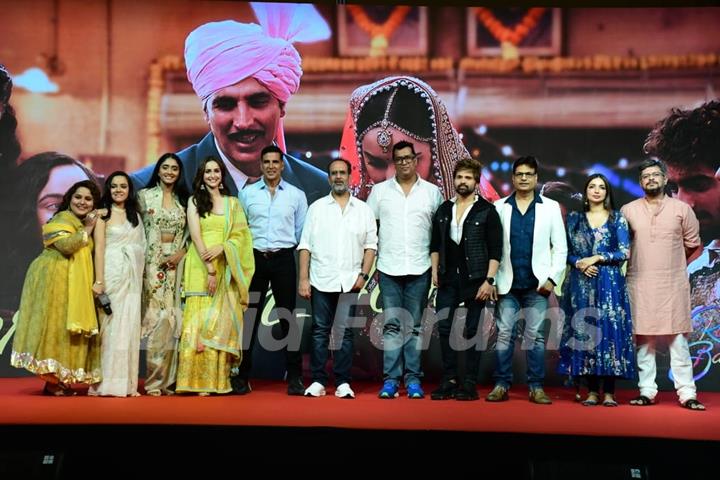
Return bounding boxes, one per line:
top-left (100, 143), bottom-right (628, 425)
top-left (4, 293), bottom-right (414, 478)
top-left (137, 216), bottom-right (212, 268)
top-left (557, 174), bottom-right (636, 407)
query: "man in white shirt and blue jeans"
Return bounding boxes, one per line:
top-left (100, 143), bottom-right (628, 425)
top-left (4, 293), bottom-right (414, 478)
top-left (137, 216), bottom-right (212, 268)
top-left (298, 159), bottom-right (377, 399)
top-left (367, 140), bottom-right (444, 399)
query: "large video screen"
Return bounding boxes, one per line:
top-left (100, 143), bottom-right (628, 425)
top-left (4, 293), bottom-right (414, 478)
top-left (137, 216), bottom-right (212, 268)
top-left (0, 3), bottom-right (718, 391)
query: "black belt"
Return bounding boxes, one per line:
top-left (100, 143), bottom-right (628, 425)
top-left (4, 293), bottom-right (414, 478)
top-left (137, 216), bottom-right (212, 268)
top-left (254, 247), bottom-right (295, 259)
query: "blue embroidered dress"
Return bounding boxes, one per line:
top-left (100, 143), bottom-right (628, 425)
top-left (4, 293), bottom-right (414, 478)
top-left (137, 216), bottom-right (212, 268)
top-left (557, 210), bottom-right (636, 379)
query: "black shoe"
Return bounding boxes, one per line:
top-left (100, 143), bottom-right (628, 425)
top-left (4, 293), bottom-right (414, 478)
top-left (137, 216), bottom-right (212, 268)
top-left (287, 377), bottom-right (305, 396)
top-left (456, 381), bottom-right (479, 401)
top-left (231, 377), bottom-right (251, 395)
top-left (431, 380), bottom-right (458, 400)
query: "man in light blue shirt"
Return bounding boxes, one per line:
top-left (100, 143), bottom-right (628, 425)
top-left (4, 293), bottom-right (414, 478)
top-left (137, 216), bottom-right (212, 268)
top-left (235, 145), bottom-right (310, 395)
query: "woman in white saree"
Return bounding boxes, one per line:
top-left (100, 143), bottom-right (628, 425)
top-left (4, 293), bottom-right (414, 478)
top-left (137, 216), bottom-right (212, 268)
top-left (90, 171), bottom-right (146, 397)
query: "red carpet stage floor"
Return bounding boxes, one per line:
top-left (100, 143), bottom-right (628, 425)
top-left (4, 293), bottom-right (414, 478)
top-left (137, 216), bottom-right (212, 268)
top-left (1, 377), bottom-right (718, 441)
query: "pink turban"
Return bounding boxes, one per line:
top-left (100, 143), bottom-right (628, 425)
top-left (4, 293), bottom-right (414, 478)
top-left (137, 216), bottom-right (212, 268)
top-left (185, 3), bottom-right (330, 104)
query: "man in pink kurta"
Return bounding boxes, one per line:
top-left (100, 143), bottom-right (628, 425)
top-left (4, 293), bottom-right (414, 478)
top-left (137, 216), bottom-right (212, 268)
top-left (643, 100), bottom-right (720, 378)
top-left (621, 158), bottom-right (705, 410)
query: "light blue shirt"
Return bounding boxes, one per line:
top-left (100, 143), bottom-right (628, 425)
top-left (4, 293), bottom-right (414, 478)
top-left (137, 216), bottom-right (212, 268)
top-left (240, 179), bottom-right (308, 251)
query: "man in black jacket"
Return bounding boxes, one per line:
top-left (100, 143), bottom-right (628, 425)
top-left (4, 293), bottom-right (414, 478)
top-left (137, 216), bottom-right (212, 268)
top-left (430, 158), bottom-right (502, 400)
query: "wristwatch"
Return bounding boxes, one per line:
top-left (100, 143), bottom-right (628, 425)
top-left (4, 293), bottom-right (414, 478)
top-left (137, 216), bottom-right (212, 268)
top-left (486, 277), bottom-right (495, 286)
top-left (359, 272), bottom-right (369, 280)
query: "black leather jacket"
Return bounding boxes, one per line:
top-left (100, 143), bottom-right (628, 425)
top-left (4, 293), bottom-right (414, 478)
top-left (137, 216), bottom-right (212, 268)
top-left (430, 197), bottom-right (503, 283)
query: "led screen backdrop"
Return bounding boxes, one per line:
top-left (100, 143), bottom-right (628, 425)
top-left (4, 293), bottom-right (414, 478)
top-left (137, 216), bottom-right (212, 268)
top-left (0, 2), bottom-right (718, 391)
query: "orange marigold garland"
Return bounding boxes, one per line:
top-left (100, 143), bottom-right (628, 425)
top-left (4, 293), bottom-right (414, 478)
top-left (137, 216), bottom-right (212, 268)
top-left (347, 5), bottom-right (412, 57)
top-left (475, 7), bottom-right (546, 46)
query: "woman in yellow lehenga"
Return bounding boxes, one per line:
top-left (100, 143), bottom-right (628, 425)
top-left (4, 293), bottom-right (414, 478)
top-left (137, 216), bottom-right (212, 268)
top-left (11, 180), bottom-right (103, 395)
top-left (176, 157), bottom-right (254, 395)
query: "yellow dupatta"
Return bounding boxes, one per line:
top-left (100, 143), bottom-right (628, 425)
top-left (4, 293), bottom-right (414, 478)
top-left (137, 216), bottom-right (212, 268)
top-left (42, 211), bottom-right (98, 336)
top-left (199, 197), bottom-right (255, 357)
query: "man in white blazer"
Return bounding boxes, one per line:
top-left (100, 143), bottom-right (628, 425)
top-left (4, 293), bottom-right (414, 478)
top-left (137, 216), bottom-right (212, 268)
top-left (486, 156), bottom-right (567, 404)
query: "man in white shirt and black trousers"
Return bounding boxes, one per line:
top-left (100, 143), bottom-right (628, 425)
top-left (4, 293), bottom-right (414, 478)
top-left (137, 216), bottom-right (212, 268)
top-left (298, 158), bottom-right (377, 399)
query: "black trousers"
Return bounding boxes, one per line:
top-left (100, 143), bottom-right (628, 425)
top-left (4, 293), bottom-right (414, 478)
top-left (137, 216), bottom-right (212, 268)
top-left (435, 277), bottom-right (485, 383)
top-left (586, 376), bottom-right (616, 394)
top-left (237, 248), bottom-right (302, 380)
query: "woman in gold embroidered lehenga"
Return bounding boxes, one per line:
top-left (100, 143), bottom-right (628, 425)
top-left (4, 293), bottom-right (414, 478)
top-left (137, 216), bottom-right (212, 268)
top-left (11, 180), bottom-right (103, 395)
top-left (176, 157), bottom-right (254, 395)
top-left (137, 153), bottom-right (188, 396)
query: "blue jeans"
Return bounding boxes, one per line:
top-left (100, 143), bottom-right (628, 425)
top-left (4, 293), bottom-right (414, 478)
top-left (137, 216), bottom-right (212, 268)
top-left (379, 270), bottom-right (431, 386)
top-left (310, 288), bottom-right (354, 387)
top-left (493, 288), bottom-right (549, 390)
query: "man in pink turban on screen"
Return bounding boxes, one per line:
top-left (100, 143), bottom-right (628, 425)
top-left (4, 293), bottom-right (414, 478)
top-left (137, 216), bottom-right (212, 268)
top-left (131, 2), bottom-right (331, 204)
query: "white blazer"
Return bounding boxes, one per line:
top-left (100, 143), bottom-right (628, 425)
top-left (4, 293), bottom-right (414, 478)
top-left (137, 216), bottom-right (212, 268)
top-left (494, 194), bottom-right (568, 295)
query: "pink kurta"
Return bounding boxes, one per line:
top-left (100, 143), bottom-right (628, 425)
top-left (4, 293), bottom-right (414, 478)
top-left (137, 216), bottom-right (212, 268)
top-left (621, 196), bottom-right (701, 335)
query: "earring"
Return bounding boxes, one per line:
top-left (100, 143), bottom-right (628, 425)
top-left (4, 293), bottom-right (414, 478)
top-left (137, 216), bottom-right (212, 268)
top-left (200, 184), bottom-right (206, 190)
top-left (220, 183), bottom-right (224, 190)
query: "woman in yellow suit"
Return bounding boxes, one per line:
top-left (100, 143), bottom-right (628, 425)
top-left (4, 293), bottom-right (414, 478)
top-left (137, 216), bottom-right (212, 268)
top-left (11, 180), bottom-right (103, 395)
top-left (176, 157), bottom-right (254, 395)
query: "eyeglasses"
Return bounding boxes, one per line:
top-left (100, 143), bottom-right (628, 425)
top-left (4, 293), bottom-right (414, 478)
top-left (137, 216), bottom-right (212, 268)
top-left (393, 155), bottom-right (416, 165)
top-left (513, 172), bottom-right (537, 179)
top-left (640, 172), bottom-right (664, 181)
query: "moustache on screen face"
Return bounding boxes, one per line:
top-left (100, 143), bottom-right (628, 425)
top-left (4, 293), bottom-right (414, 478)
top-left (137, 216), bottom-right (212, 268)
top-left (228, 129), bottom-right (265, 142)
